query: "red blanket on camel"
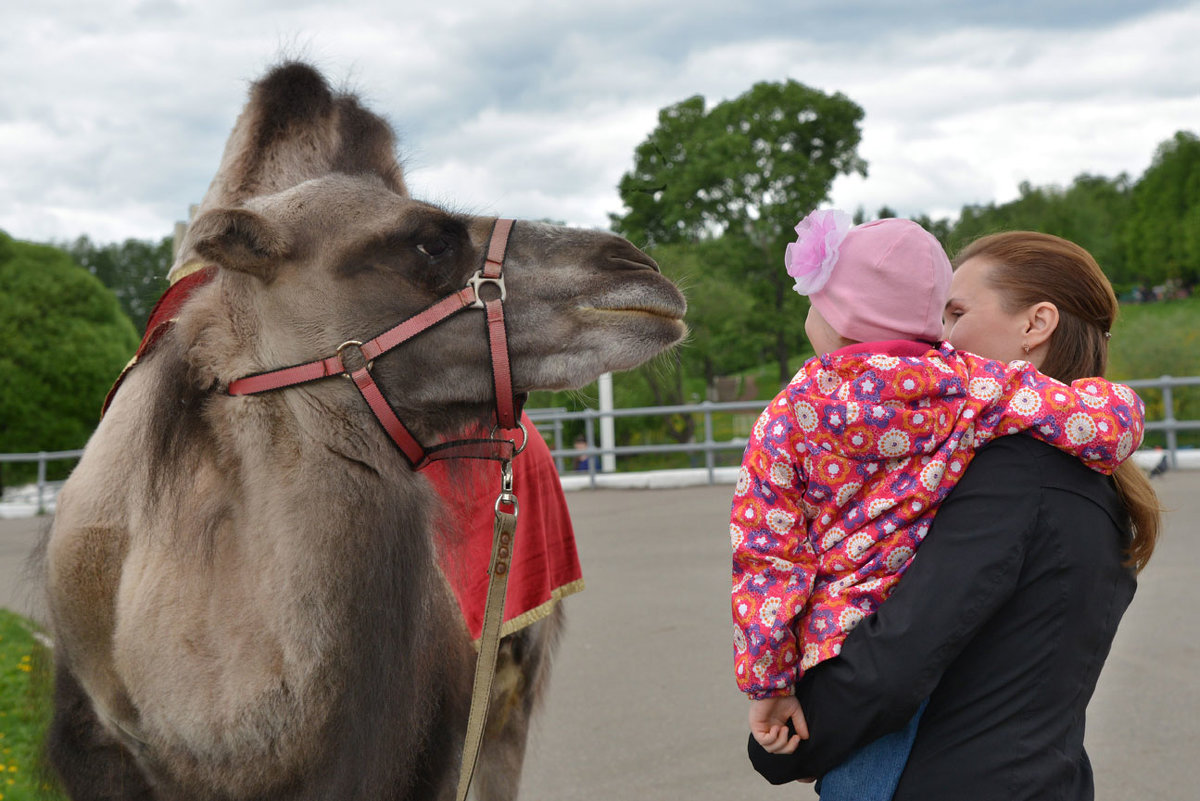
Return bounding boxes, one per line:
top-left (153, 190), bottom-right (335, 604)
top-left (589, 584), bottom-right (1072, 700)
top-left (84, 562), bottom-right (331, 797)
top-left (424, 416), bottom-right (584, 640)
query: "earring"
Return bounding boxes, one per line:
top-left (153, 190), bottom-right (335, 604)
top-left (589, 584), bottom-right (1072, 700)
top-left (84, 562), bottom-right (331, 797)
top-left (1022, 343), bottom-right (1030, 354)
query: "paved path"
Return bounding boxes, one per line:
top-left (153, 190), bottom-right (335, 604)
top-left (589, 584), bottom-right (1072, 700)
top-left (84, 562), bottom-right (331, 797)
top-left (2, 472), bottom-right (1196, 800)
top-left (522, 474), bottom-right (1199, 801)
top-left (0, 514), bottom-right (49, 621)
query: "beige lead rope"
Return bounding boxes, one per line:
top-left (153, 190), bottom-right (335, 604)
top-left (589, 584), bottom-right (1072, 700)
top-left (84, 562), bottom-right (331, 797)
top-left (455, 461), bottom-right (519, 801)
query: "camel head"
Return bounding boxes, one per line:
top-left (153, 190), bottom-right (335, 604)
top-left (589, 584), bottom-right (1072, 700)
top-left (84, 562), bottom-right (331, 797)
top-left (168, 61), bottom-right (685, 445)
top-left (187, 176), bottom-right (686, 421)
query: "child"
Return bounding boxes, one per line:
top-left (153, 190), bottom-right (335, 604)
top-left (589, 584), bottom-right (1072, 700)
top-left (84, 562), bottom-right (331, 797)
top-left (732, 210), bottom-right (1144, 798)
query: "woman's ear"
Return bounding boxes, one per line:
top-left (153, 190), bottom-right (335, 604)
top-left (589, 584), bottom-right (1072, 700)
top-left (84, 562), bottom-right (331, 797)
top-left (1022, 301), bottom-right (1059, 351)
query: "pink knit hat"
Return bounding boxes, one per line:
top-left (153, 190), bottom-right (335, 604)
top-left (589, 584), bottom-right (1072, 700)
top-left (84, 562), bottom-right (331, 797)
top-left (785, 210), bottom-right (951, 343)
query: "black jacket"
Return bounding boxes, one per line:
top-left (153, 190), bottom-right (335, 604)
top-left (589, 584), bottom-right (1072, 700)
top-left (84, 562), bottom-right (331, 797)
top-left (749, 435), bottom-right (1137, 800)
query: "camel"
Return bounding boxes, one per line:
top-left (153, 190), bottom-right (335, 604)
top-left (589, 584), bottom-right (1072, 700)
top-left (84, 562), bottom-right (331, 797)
top-left (42, 61), bottom-right (686, 800)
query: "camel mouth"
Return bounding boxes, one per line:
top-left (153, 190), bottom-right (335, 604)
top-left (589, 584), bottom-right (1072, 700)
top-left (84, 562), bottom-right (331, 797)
top-left (576, 305), bottom-right (688, 351)
top-left (577, 284), bottom-right (687, 321)
top-left (578, 304), bottom-right (686, 321)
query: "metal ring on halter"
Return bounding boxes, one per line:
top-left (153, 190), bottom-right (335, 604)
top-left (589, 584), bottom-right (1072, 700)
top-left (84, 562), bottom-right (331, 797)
top-left (489, 419), bottom-right (528, 456)
top-left (494, 455), bottom-right (519, 516)
top-left (494, 491), bottom-right (519, 516)
top-left (467, 270), bottom-right (507, 309)
top-left (494, 495), bottom-right (520, 517)
top-left (336, 340), bottom-right (374, 376)
top-left (495, 461), bottom-right (519, 516)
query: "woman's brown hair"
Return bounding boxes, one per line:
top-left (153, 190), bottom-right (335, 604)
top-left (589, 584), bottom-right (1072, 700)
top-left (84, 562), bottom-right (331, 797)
top-left (954, 231), bottom-right (1160, 572)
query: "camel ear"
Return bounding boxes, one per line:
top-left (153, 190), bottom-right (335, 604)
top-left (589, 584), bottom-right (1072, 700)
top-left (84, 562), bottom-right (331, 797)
top-left (190, 208), bottom-right (288, 281)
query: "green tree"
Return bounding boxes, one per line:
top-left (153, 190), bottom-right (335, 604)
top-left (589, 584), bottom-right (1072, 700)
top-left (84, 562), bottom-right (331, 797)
top-left (66, 235), bottom-right (173, 331)
top-left (612, 80), bottom-right (867, 384)
top-left (1060, 174), bottom-right (1133, 283)
top-left (911, 213), bottom-right (953, 250)
top-left (0, 231), bottom-right (139, 487)
top-left (947, 182), bottom-right (1070, 254)
top-left (1123, 131), bottom-right (1200, 287)
top-left (944, 174), bottom-right (1133, 286)
top-left (610, 237), bottom-right (771, 446)
top-left (648, 237), bottom-right (769, 386)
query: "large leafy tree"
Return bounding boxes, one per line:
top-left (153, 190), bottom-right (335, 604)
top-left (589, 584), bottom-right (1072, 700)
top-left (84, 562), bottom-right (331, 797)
top-left (1055, 174), bottom-right (1134, 285)
top-left (946, 175), bottom-right (1134, 283)
top-left (1123, 131), bottom-right (1200, 287)
top-left (649, 238), bottom-right (768, 385)
top-left (0, 231), bottom-right (139, 486)
top-left (66, 235), bottom-right (173, 332)
top-left (612, 80), bottom-right (867, 384)
top-left (620, 238), bottom-right (771, 445)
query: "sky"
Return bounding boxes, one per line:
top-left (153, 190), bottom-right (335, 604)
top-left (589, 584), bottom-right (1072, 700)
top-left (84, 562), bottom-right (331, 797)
top-left (3, 0), bottom-right (1198, 246)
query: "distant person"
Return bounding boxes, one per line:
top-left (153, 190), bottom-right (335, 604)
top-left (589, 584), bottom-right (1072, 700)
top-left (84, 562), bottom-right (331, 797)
top-left (733, 214), bottom-right (1145, 800)
top-left (747, 230), bottom-right (1160, 801)
top-left (572, 436), bottom-right (590, 471)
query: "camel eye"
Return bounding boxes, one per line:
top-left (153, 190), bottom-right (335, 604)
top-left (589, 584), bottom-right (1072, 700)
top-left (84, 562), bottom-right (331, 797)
top-left (416, 237), bottom-right (450, 261)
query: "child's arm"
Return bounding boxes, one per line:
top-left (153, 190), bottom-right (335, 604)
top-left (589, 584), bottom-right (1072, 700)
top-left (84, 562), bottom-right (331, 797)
top-left (732, 394), bottom-right (818, 699)
top-left (749, 695), bottom-right (809, 755)
top-left (960, 353), bottom-right (1145, 474)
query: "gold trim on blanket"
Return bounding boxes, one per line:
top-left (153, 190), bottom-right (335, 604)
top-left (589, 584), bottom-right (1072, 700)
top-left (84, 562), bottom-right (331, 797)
top-left (472, 577), bottom-right (586, 647)
top-left (170, 259), bottom-right (209, 285)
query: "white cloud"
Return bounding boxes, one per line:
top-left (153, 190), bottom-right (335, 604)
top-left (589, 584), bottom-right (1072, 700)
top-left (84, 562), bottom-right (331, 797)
top-left (1, 1), bottom-right (1197, 244)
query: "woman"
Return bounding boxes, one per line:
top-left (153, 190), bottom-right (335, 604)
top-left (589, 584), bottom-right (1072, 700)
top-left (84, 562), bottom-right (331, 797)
top-left (748, 231), bottom-right (1160, 800)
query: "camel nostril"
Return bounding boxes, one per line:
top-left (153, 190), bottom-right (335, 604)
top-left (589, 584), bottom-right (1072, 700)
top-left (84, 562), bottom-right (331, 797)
top-left (607, 242), bottom-right (660, 273)
top-left (609, 255), bottom-right (660, 273)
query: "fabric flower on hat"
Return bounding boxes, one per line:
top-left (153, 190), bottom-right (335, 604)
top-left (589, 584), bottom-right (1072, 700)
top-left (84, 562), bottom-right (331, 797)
top-left (785, 209), bottom-right (853, 295)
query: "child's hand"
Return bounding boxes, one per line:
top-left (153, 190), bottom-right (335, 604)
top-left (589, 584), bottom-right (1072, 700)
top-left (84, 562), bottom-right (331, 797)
top-left (749, 695), bottom-right (809, 755)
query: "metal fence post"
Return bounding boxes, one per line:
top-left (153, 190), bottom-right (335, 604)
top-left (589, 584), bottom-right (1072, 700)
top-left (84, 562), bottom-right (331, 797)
top-left (1161, 377), bottom-right (1178, 469)
top-left (551, 416), bottom-right (565, 473)
top-left (703, 402), bottom-right (715, 484)
top-left (584, 414), bottom-right (597, 489)
top-left (37, 452), bottom-right (47, 515)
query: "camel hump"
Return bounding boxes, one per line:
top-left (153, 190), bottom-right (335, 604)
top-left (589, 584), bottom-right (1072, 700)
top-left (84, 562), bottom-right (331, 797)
top-left (241, 60), bottom-right (402, 191)
top-left (171, 60), bottom-right (406, 280)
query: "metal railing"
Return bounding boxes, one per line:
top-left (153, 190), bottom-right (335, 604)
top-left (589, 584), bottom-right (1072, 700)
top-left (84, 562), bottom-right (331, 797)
top-left (529, 374), bottom-right (1200, 482)
top-left (2, 376), bottom-right (1197, 509)
top-left (1124, 375), bottom-right (1200, 469)
top-left (527, 400), bottom-right (767, 488)
top-left (0, 449), bottom-right (84, 515)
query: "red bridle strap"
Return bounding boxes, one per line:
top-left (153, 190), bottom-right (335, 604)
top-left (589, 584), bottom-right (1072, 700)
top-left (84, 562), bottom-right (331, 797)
top-left (483, 218), bottom-right (516, 429)
top-left (226, 218), bottom-right (522, 468)
top-left (227, 287), bottom-right (475, 396)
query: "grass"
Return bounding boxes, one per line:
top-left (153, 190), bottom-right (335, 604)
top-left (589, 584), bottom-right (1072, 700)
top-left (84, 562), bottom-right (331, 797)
top-left (0, 610), bottom-right (62, 801)
top-left (1109, 295), bottom-right (1200, 379)
top-left (1109, 295), bottom-right (1200, 448)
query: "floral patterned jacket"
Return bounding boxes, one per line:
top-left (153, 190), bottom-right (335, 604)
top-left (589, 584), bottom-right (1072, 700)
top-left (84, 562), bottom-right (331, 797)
top-left (731, 340), bottom-right (1144, 699)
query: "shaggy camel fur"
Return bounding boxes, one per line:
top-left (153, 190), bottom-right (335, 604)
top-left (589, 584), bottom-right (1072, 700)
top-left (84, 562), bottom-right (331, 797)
top-left (43, 62), bottom-right (685, 801)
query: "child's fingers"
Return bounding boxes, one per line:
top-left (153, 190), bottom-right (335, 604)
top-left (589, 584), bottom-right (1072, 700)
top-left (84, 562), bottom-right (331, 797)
top-left (776, 733), bottom-right (801, 755)
top-left (790, 707), bottom-right (810, 740)
top-left (765, 725), bottom-right (788, 752)
top-left (757, 725), bottom-right (791, 753)
top-left (751, 724), bottom-right (780, 748)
